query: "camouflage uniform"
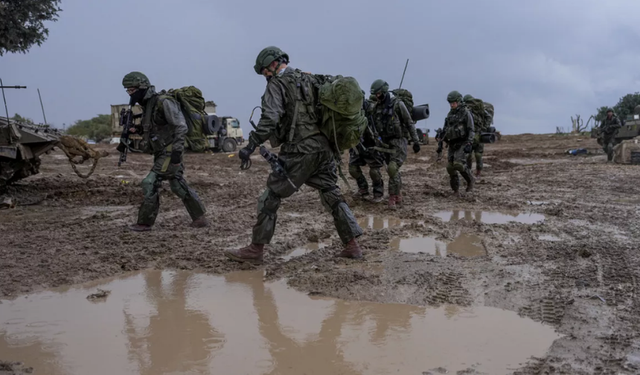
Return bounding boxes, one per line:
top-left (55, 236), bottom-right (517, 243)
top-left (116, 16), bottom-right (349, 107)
top-left (463, 94), bottom-right (485, 175)
top-left (226, 47), bottom-right (364, 264)
top-left (600, 111), bottom-right (621, 161)
top-left (369, 79), bottom-right (420, 208)
top-left (442, 91), bottom-right (475, 193)
top-left (349, 97), bottom-right (384, 200)
top-left (121, 72), bottom-right (208, 231)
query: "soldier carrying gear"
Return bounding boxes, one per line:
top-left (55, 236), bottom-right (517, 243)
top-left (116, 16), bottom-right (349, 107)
top-left (442, 90), bottom-right (475, 194)
top-left (121, 71), bottom-right (209, 231)
top-left (226, 46), bottom-right (365, 264)
top-left (463, 93), bottom-right (487, 177)
top-left (600, 108), bottom-right (622, 162)
top-left (368, 79), bottom-right (420, 209)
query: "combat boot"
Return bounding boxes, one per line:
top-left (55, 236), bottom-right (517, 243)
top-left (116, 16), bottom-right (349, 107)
top-left (129, 224), bottom-right (152, 232)
top-left (338, 238), bottom-right (363, 259)
top-left (353, 188), bottom-right (369, 198)
top-left (190, 216), bottom-right (210, 228)
top-left (371, 194), bottom-right (384, 203)
top-left (388, 195), bottom-right (397, 210)
top-left (450, 176), bottom-right (460, 194)
top-left (224, 244), bottom-right (264, 265)
top-left (396, 193), bottom-right (404, 208)
top-left (461, 171), bottom-right (474, 192)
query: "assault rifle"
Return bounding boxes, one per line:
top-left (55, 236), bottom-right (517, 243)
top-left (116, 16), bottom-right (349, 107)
top-left (241, 106), bottom-right (297, 191)
top-left (116, 107), bottom-right (143, 166)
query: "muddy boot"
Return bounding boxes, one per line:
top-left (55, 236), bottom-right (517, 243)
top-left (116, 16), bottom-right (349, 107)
top-left (190, 216), bottom-right (210, 228)
top-left (461, 171), bottom-right (475, 192)
top-left (475, 169), bottom-right (482, 178)
top-left (371, 194), bottom-right (384, 203)
top-left (388, 194), bottom-right (397, 210)
top-left (129, 224), bottom-right (152, 232)
top-left (224, 244), bottom-right (264, 265)
top-left (338, 238), bottom-right (363, 259)
top-left (353, 188), bottom-right (369, 198)
top-left (450, 176), bottom-right (460, 194)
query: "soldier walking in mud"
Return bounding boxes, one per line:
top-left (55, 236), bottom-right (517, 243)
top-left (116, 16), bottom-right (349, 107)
top-left (120, 72), bottom-right (209, 231)
top-left (441, 91), bottom-right (475, 194)
top-left (368, 79), bottom-right (420, 209)
top-left (463, 94), bottom-right (487, 178)
top-left (599, 108), bottom-right (622, 162)
top-left (225, 46), bottom-right (364, 264)
top-left (349, 93), bottom-right (385, 202)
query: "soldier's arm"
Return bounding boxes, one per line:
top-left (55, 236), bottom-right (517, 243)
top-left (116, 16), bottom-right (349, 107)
top-left (397, 101), bottom-right (419, 142)
top-left (163, 98), bottom-right (188, 155)
top-left (249, 81), bottom-right (285, 146)
top-left (465, 109), bottom-right (475, 143)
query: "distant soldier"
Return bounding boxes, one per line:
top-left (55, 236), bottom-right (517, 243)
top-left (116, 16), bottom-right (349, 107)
top-left (435, 127), bottom-right (444, 162)
top-left (348, 94), bottom-right (385, 202)
top-left (441, 91), bottom-right (475, 194)
top-left (599, 108), bottom-right (622, 162)
top-left (368, 79), bottom-right (421, 209)
top-left (120, 72), bottom-right (209, 231)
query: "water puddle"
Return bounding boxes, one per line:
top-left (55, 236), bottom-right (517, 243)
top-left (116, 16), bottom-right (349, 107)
top-left (0, 270), bottom-right (560, 375)
top-left (282, 242), bottom-right (327, 261)
top-left (357, 215), bottom-right (405, 230)
top-left (539, 234), bottom-right (561, 241)
top-left (391, 232), bottom-right (485, 257)
top-left (434, 210), bottom-right (545, 224)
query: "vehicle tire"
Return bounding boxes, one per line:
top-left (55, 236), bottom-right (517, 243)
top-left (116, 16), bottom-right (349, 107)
top-left (222, 138), bottom-right (237, 153)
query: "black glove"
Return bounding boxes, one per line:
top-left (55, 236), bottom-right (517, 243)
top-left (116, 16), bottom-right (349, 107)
top-left (412, 142), bottom-right (421, 153)
top-left (463, 143), bottom-right (472, 154)
top-left (170, 150), bottom-right (182, 164)
top-left (239, 142), bottom-right (257, 162)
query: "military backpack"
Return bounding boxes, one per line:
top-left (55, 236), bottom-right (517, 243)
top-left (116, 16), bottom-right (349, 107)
top-left (162, 86), bottom-right (208, 152)
top-left (390, 88), bottom-right (414, 115)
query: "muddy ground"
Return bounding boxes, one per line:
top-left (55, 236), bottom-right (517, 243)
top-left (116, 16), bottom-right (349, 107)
top-left (1, 133), bottom-right (639, 374)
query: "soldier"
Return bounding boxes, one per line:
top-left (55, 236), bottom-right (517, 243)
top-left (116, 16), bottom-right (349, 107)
top-left (120, 72), bottom-right (209, 231)
top-left (599, 108), bottom-right (622, 162)
top-left (368, 79), bottom-right (420, 209)
top-left (463, 94), bottom-right (485, 177)
top-left (225, 46), bottom-right (364, 264)
top-left (442, 91), bottom-right (475, 194)
top-left (348, 94), bottom-right (385, 202)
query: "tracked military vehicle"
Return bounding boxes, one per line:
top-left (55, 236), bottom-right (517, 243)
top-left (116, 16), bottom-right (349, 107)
top-left (0, 117), bottom-right (61, 190)
top-left (592, 105), bottom-right (640, 145)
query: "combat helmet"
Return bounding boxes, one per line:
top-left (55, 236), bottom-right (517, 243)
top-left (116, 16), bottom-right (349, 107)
top-left (370, 79), bottom-right (389, 95)
top-left (447, 90), bottom-right (463, 103)
top-left (122, 72), bottom-right (150, 89)
top-left (254, 46), bottom-right (290, 74)
top-left (463, 94), bottom-right (474, 102)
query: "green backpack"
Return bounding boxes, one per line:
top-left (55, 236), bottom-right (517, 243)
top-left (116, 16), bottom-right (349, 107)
top-left (163, 86), bottom-right (208, 152)
top-left (483, 102), bottom-right (494, 126)
top-left (465, 98), bottom-right (489, 132)
top-left (391, 88), bottom-right (414, 114)
top-left (317, 76), bottom-right (367, 152)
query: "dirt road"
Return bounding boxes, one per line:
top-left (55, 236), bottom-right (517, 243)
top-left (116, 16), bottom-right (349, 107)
top-left (1, 133), bottom-right (639, 374)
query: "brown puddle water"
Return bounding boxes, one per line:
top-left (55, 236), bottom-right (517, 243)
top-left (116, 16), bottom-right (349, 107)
top-left (434, 210), bottom-right (545, 224)
top-left (0, 270), bottom-right (560, 375)
top-left (357, 215), bottom-right (405, 230)
top-left (391, 232), bottom-right (486, 257)
top-left (282, 242), bottom-right (327, 261)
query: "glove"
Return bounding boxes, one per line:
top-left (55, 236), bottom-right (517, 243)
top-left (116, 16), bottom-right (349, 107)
top-left (463, 143), bottom-right (472, 154)
top-left (239, 142), bottom-right (257, 162)
top-left (412, 142), bottom-right (421, 153)
top-left (436, 146), bottom-right (443, 154)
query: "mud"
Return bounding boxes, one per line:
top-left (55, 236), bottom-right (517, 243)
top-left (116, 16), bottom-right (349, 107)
top-left (0, 269), bottom-right (559, 375)
top-left (1, 133), bottom-right (640, 373)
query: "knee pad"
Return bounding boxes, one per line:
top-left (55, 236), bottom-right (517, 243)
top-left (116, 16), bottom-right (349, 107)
top-left (348, 164), bottom-right (362, 178)
top-left (388, 161), bottom-right (399, 178)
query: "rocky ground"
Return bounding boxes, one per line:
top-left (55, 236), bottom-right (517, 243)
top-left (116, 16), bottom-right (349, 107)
top-left (1, 133), bottom-right (639, 374)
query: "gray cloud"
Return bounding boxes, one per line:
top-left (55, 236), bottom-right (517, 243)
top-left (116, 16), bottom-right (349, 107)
top-left (3, 0), bottom-right (640, 134)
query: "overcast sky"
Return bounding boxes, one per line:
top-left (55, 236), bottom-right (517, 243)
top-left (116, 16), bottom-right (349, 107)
top-left (2, 0), bottom-right (640, 135)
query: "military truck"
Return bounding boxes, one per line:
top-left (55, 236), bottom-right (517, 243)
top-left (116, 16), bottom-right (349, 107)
top-left (110, 101), bottom-right (244, 153)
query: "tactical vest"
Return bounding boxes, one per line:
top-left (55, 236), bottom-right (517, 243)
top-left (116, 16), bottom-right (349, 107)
top-left (269, 69), bottom-right (321, 147)
top-left (141, 94), bottom-right (176, 153)
top-left (371, 95), bottom-right (403, 140)
top-left (443, 106), bottom-right (471, 143)
top-left (601, 116), bottom-right (620, 135)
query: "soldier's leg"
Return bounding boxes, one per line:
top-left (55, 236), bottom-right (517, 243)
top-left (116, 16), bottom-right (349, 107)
top-left (387, 138), bottom-right (407, 208)
top-left (348, 149), bottom-right (369, 196)
top-left (367, 151), bottom-right (385, 200)
top-left (453, 146), bottom-right (475, 192)
top-left (136, 171), bottom-right (162, 227)
top-left (304, 152), bottom-right (363, 243)
top-left (475, 142), bottom-right (484, 175)
top-left (605, 137), bottom-right (614, 161)
top-left (168, 169), bottom-right (207, 222)
top-left (446, 147), bottom-right (460, 192)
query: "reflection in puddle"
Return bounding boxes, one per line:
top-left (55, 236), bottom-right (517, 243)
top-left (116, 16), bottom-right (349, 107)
top-left (0, 270), bottom-right (560, 375)
top-left (434, 210), bottom-right (545, 224)
top-left (391, 232), bottom-right (485, 257)
top-left (357, 215), bottom-right (405, 230)
top-left (282, 242), bottom-right (327, 261)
